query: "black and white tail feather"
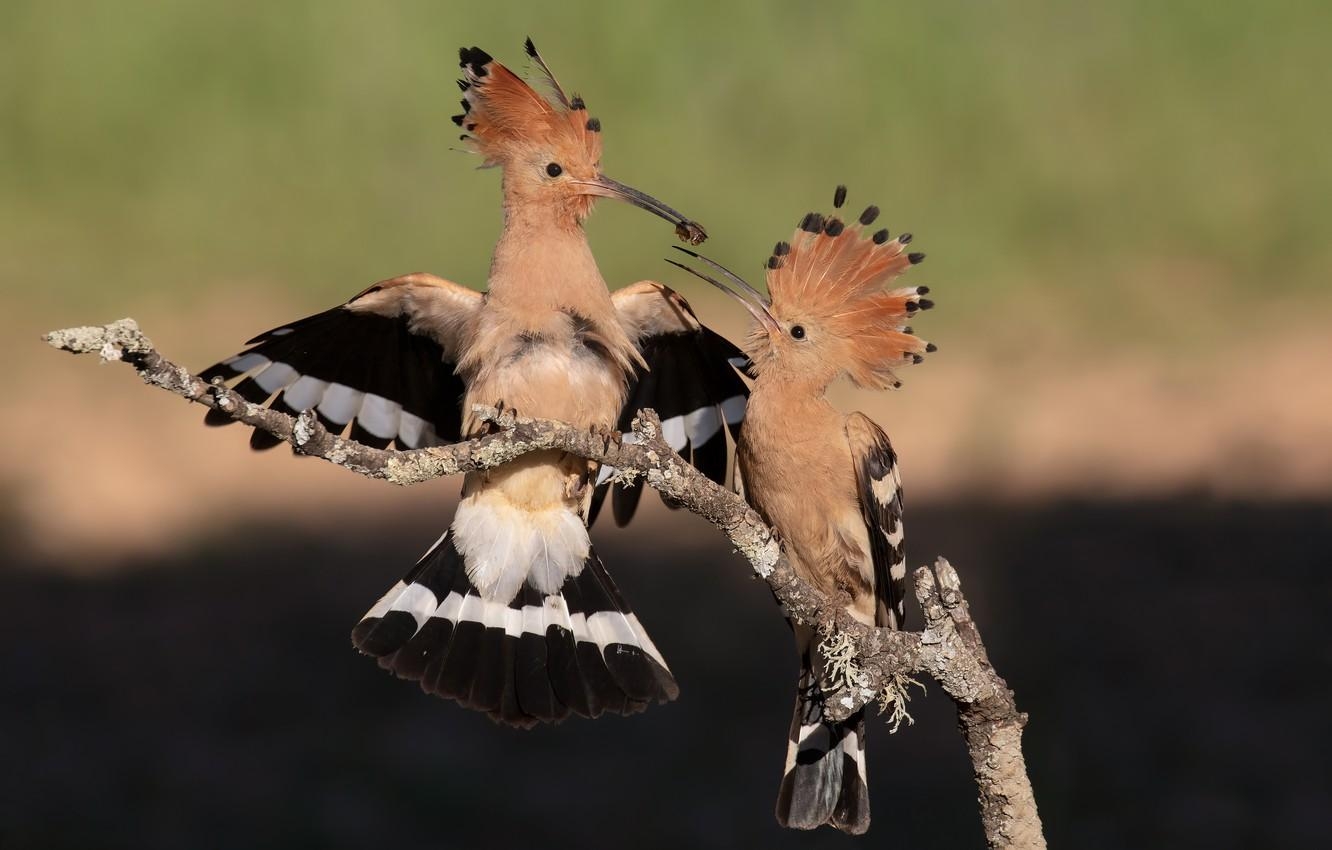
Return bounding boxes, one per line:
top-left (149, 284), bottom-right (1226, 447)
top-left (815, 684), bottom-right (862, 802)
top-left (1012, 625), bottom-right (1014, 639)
top-left (352, 530), bottom-right (678, 726)
top-left (777, 631), bottom-right (871, 834)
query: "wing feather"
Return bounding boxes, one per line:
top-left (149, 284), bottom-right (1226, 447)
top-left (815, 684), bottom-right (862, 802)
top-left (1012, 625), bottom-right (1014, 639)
top-left (199, 273), bottom-right (481, 450)
top-left (845, 413), bottom-right (907, 629)
top-left (588, 282), bottom-right (750, 526)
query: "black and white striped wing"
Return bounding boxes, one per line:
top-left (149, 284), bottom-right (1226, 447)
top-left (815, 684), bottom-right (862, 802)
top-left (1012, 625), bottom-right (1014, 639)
top-left (199, 273), bottom-right (481, 450)
top-left (593, 281), bottom-right (750, 526)
top-left (846, 412), bottom-right (907, 630)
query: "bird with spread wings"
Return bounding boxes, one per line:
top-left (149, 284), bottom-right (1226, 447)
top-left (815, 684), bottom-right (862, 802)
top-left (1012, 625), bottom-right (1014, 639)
top-left (200, 41), bottom-right (747, 727)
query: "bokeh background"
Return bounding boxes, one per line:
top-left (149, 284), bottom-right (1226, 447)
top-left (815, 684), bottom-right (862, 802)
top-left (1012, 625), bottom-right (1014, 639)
top-left (3, 2), bottom-right (1329, 848)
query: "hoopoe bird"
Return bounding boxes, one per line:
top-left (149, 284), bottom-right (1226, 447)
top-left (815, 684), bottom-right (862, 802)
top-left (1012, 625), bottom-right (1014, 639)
top-left (670, 185), bottom-right (934, 833)
top-left (199, 41), bottom-right (748, 726)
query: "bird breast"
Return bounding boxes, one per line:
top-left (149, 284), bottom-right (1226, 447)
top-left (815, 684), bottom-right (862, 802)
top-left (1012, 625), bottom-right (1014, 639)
top-left (738, 393), bottom-right (873, 605)
top-left (463, 307), bottom-right (633, 434)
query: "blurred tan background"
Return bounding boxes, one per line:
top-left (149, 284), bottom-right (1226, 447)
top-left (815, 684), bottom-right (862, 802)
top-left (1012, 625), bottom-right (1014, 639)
top-left (7, 0), bottom-right (1330, 567)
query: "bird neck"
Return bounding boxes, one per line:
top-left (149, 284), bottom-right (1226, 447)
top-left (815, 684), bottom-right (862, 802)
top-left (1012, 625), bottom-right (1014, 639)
top-left (744, 377), bottom-right (841, 450)
top-left (752, 360), bottom-right (835, 399)
top-left (487, 194), bottom-right (606, 305)
top-left (750, 372), bottom-right (834, 413)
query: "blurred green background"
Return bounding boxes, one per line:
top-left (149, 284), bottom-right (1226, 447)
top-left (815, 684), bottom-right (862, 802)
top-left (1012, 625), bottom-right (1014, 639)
top-left (6, 0), bottom-right (1329, 332)
top-left (4, 3), bottom-right (1330, 849)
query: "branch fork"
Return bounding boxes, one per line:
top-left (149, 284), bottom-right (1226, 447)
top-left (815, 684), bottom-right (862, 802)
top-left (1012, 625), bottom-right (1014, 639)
top-left (45, 318), bottom-right (1045, 849)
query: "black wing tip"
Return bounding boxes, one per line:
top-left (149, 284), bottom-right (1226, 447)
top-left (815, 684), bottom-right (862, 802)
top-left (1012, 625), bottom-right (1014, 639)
top-left (197, 364), bottom-right (233, 383)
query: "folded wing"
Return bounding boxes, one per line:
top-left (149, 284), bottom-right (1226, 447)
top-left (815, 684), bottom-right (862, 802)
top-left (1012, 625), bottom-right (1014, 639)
top-left (845, 412), bottom-right (907, 630)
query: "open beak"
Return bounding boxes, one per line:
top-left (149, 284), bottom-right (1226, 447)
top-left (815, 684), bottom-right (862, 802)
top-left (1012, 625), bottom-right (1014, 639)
top-left (575, 175), bottom-right (708, 245)
top-left (666, 246), bottom-right (781, 335)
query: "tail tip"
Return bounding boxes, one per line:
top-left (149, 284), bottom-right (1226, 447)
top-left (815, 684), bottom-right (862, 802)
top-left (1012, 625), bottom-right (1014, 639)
top-left (350, 611), bottom-right (419, 658)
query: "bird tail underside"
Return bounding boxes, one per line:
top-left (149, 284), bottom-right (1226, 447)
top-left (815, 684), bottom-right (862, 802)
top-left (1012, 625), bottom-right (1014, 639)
top-left (775, 647), bottom-right (871, 834)
top-left (351, 531), bottom-right (678, 727)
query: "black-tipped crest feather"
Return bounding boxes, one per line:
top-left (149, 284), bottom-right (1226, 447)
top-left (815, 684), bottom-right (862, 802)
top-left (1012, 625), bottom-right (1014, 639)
top-left (521, 37), bottom-right (572, 108)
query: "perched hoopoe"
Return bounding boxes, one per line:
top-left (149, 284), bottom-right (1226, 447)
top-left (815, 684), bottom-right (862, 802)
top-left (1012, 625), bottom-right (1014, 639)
top-left (671, 186), bottom-right (934, 833)
top-left (199, 41), bottom-right (748, 726)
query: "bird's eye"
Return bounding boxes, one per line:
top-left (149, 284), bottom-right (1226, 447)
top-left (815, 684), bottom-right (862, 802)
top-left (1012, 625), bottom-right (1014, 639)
top-left (546, 162), bottom-right (563, 177)
top-left (790, 325), bottom-right (806, 340)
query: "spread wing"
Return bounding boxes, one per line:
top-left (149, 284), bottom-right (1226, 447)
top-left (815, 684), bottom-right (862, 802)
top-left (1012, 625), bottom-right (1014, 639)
top-left (199, 273), bottom-right (482, 450)
top-left (846, 412), bottom-right (907, 629)
top-left (590, 281), bottom-right (750, 526)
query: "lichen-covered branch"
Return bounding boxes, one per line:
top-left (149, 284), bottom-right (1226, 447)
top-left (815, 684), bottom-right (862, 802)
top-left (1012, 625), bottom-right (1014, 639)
top-left (45, 318), bottom-right (1045, 849)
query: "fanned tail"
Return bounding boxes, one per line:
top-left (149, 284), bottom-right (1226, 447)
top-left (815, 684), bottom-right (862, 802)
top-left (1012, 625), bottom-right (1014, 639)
top-left (351, 531), bottom-right (676, 727)
top-left (775, 631), bottom-right (871, 834)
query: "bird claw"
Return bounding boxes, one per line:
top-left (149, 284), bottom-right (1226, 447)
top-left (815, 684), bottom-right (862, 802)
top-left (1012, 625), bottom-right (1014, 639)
top-left (479, 400), bottom-right (520, 433)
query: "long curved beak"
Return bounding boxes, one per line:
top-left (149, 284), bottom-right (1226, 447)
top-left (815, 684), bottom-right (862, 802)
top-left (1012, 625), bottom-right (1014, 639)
top-left (666, 246), bottom-right (781, 335)
top-left (574, 175), bottom-right (708, 245)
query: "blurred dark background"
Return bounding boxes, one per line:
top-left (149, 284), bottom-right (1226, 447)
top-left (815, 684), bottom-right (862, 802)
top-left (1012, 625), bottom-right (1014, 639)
top-left (4, 499), bottom-right (1328, 849)
top-left (4, 1), bottom-right (1330, 848)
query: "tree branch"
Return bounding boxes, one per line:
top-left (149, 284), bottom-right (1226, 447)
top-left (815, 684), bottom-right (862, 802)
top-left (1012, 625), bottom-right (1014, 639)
top-left (45, 318), bottom-right (1046, 849)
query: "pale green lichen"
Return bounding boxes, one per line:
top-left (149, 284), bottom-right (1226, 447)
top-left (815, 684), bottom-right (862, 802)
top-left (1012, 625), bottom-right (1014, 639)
top-left (819, 623), bottom-right (925, 732)
top-left (818, 628), bottom-right (870, 694)
top-left (877, 671), bottom-right (926, 734)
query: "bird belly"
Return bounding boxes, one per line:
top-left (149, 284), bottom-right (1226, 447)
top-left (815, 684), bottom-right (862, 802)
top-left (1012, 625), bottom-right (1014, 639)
top-left (452, 331), bottom-right (629, 604)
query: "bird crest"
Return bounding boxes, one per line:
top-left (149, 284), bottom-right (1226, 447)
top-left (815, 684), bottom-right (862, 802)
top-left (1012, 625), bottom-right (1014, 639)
top-left (454, 40), bottom-right (603, 170)
top-left (672, 186), bottom-right (935, 390)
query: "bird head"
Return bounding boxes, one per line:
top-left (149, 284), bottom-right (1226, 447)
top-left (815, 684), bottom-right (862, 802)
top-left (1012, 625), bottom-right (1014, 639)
top-left (455, 41), bottom-right (706, 244)
top-left (671, 186), bottom-right (934, 393)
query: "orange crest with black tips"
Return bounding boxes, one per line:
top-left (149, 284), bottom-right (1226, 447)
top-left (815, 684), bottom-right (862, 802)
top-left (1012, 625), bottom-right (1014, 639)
top-left (454, 41), bottom-right (602, 170)
top-left (757, 186), bottom-right (935, 390)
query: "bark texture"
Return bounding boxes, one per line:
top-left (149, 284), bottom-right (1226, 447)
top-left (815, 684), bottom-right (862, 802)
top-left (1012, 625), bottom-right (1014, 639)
top-left (46, 318), bottom-right (1046, 849)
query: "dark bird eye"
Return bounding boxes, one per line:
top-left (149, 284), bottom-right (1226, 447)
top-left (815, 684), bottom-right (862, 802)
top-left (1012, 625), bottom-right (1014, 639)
top-left (546, 162), bottom-right (563, 177)
top-left (790, 325), bottom-right (806, 340)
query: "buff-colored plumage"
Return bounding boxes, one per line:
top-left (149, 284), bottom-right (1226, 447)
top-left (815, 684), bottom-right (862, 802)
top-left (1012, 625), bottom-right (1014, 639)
top-left (672, 186), bottom-right (934, 835)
